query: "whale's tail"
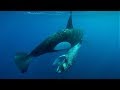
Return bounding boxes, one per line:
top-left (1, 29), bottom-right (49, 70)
top-left (14, 52), bottom-right (32, 73)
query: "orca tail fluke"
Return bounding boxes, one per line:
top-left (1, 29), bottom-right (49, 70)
top-left (14, 52), bottom-right (32, 73)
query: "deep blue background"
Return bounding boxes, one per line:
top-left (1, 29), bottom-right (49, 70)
top-left (0, 11), bottom-right (120, 79)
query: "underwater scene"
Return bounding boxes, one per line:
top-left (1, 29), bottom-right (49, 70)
top-left (0, 11), bottom-right (120, 79)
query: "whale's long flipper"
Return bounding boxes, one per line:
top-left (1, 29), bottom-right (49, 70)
top-left (66, 11), bottom-right (73, 29)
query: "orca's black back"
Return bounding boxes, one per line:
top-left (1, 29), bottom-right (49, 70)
top-left (29, 29), bottom-right (83, 57)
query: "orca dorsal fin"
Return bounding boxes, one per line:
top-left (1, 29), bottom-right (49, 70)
top-left (66, 11), bottom-right (73, 29)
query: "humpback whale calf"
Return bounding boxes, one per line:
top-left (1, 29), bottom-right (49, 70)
top-left (14, 11), bottom-right (83, 73)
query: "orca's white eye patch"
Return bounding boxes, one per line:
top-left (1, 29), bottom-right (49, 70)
top-left (54, 42), bottom-right (71, 50)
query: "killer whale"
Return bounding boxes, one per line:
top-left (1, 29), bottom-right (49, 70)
top-left (14, 11), bottom-right (83, 73)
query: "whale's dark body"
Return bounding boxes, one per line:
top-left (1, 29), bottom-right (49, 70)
top-left (28, 12), bottom-right (83, 57)
top-left (29, 28), bottom-right (83, 57)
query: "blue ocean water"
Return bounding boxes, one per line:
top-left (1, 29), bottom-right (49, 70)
top-left (0, 11), bottom-right (120, 79)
